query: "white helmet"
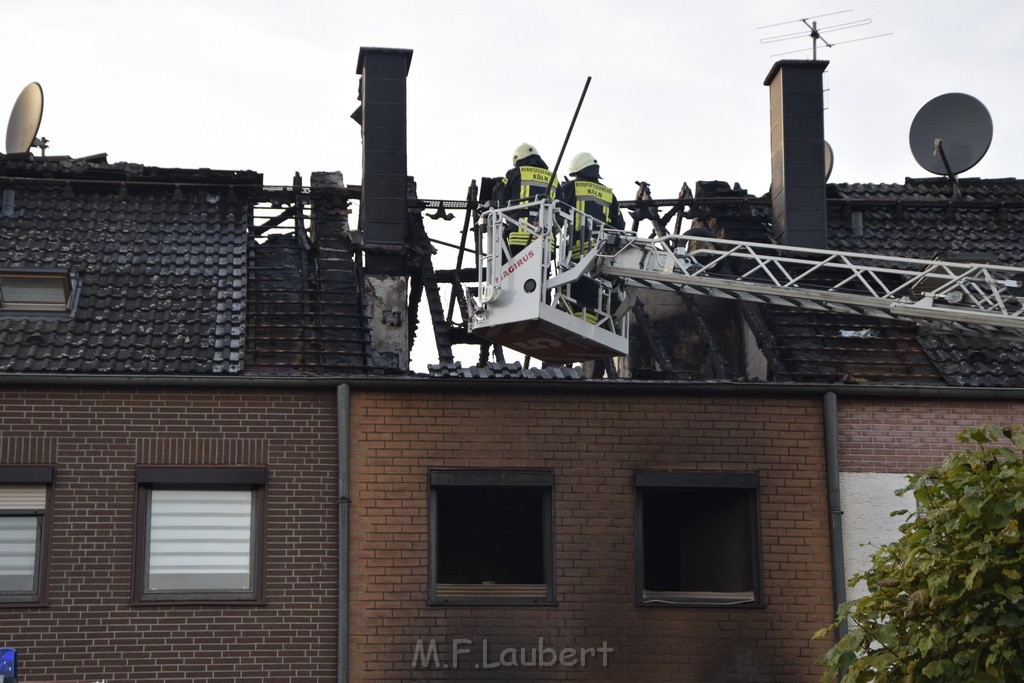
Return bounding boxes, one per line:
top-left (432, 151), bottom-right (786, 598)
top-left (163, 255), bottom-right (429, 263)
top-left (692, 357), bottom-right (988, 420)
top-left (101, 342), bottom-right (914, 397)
top-left (568, 152), bottom-right (599, 175)
top-left (513, 143), bottom-right (538, 164)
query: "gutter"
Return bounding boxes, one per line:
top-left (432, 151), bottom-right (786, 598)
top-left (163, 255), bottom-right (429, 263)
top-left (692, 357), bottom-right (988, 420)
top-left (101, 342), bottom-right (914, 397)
top-left (4, 373), bottom-right (1024, 400)
top-left (337, 384), bottom-right (351, 683)
top-left (823, 392), bottom-right (848, 641)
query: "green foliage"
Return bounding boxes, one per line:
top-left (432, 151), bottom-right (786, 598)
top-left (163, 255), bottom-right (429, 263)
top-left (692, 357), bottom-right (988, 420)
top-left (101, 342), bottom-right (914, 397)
top-left (816, 425), bottom-right (1024, 682)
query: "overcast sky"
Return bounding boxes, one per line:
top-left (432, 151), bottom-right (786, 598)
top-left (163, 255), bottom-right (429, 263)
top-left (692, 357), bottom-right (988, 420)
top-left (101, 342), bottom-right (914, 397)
top-left (5, 0), bottom-right (1023, 368)
top-left (6, 0), bottom-right (1023, 199)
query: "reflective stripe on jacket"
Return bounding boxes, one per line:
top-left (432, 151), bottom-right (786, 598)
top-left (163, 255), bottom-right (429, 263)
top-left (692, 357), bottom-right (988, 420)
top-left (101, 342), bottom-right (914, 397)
top-left (517, 166), bottom-right (556, 203)
top-left (506, 165), bottom-right (557, 246)
top-left (570, 180), bottom-right (616, 224)
top-left (560, 179), bottom-right (623, 259)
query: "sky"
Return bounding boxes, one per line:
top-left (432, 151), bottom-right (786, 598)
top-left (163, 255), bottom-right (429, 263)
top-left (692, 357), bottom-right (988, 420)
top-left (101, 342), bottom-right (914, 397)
top-left (4, 0), bottom-right (1024, 368)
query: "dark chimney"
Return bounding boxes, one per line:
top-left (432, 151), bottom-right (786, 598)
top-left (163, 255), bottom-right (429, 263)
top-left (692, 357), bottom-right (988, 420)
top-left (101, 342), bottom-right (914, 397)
top-left (354, 47), bottom-right (413, 275)
top-left (764, 60), bottom-right (828, 248)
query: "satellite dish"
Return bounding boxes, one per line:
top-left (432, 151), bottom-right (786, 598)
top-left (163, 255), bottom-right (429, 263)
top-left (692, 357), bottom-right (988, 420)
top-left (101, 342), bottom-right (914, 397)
top-left (5, 82), bottom-right (44, 154)
top-left (824, 140), bottom-right (834, 181)
top-left (909, 93), bottom-right (992, 176)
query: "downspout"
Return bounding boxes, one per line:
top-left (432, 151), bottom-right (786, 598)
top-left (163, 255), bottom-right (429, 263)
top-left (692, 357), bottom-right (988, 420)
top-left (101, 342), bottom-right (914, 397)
top-left (337, 384), bottom-right (351, 683)
top-left (823, 391), bottom-right (848, 640)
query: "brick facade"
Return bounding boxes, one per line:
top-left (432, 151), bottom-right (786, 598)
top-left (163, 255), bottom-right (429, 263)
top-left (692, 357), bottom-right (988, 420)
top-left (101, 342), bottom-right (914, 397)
top-left (837, 397), bottom-right (1024, 603)
top-left (837, 398), bottom-right (1024, 473)
top-left (348, 389), bottom-right (833, 681)
top-left (0, 387), bottom-right (339, 683)
top-left (2, 384), bottom-right (859, 682)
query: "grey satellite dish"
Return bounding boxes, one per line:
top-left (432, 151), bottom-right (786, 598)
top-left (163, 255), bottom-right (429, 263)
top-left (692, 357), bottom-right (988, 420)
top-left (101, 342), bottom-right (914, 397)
top-left (5, 82), bottom-right (44, 154)
top-left (824, 140), bottom-right (834, 181)
top-left (909, 93), bottom-right (992, 176)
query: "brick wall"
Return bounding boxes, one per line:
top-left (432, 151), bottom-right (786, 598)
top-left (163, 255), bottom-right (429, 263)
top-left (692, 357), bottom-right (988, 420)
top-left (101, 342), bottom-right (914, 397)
top-left (348, 390), bottom-right (833, 681)
top-left (836, 395), bottom-right (1024, 615)
top-left (0, 387), bottom-right (339, 683)
top-left (838, 398), bottom-right (1024, 473)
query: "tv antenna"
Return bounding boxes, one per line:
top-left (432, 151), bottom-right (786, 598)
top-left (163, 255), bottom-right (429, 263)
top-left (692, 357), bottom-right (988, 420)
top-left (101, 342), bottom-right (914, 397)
top-left (5, 82), bottom-right (48, 155)
top-left (758, 10), bottom-right (892, 59)
top-left (909, 93), bottom-right (992, 195)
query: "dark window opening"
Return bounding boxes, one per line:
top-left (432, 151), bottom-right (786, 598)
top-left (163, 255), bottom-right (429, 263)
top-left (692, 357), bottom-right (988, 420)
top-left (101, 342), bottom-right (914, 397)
top-left (437, 486), bottom-right (545, 585)
top-left (636, 472), bottom-right (760, 606)
top-left (429, 469), bottom-right (554, 605)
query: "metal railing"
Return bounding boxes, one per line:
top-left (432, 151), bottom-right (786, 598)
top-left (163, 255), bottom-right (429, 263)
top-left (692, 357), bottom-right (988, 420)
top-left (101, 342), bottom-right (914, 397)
top-left (475, 198), bottom-right (1024, 339)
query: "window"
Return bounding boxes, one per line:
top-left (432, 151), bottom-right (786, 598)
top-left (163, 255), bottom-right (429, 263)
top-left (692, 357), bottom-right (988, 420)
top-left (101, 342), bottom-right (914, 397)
top-left (0, 466), bottom-right (53, 605)
top-left (429, 469), bottom-right (554, 605)
top-left (635, 471), bottom-right (761, 607)
top-left (0, 270), bottom-right (79, 315)
top-left (135, 467), bottom-right (266, 603)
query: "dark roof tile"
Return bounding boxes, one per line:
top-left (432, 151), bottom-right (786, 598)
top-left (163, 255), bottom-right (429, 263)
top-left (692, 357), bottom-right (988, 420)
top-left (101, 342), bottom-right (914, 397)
top-left (686, 177), bottom-right (1024, 387)
top-left (817, 177), bottom-right (1024, 386)
top-left (427, 361), bottom-right (586, 379)
top-left (0, 156), bottom-right (259, 373)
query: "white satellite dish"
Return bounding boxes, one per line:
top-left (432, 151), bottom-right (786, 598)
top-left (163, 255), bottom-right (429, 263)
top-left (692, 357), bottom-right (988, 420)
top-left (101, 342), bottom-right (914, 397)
top-left (5, 82), bottom-right (44, 154)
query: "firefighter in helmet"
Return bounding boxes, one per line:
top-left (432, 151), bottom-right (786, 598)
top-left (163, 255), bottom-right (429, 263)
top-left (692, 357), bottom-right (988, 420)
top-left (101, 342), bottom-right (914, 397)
top-left (493, 143), bottom-right (558, 255)
top-left (556, 152), bottom-right (626, 323)
top-left (557, 152), bottom-right (626, 261)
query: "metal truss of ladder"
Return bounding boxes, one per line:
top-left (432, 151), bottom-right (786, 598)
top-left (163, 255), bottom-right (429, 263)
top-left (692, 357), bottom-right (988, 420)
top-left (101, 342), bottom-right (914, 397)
top-left (591, 230), bottom-right (1024, 338)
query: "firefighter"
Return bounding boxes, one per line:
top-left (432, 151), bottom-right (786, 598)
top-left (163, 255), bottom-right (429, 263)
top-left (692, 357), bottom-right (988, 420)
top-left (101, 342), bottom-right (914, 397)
top-left (557, 152), bottom-right (625, 260)
top-left (556, 152), bottom-right (626, 323)
top-left (493, 143), bottom-right (558, 254)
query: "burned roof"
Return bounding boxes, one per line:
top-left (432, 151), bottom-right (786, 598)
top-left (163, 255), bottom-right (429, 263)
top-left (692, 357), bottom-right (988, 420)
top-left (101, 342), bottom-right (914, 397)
top-left (245, 172), bottom-right (372, 374)
top-left (823, 177), bottom-right (1024, 387)
top-left (0, 154), bottom-right (258, 374)
top-left (429, 360), bottom-right (587, 379)
top-left (3, 151), bottom-right (1022, 386)
top-left (694, 176), bottom-right (1024, 387)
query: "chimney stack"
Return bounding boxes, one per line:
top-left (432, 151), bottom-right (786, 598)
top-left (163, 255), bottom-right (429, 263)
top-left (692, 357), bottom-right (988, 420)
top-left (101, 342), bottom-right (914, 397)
top-left (764, 60), bottom-right (829, 248)
top-left (354, 46), bottom-right (413, 275)
top-left (353, 47), bottom-right (414, 371)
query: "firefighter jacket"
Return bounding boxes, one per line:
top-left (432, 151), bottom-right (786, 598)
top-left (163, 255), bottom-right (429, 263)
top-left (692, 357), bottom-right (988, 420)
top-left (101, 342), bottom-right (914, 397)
top-left (494, 154), bottom-right (557, 207)
top-left (557, 171), bottom-right (625, 260)
top-left (495, 155), bottom-right (557, 248)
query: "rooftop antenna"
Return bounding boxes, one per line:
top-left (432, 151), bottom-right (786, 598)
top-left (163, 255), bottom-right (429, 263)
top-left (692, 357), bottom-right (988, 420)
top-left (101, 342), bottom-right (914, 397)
top-left (5, 82), bottom-right (47, 155)
top-left (758, 10), bottom-right (892, 59)
top-left (909, 93), bottom-right (992, 196)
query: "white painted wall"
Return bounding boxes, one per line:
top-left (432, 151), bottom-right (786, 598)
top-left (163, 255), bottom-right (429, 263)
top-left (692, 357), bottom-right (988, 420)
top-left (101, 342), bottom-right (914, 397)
top-left (839, 472), bottom-right (915, 600)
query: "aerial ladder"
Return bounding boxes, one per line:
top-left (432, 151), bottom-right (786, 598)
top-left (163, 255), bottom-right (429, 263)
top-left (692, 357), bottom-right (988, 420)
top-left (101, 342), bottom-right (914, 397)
top-left (468, 199), bottom-right (1024, 364)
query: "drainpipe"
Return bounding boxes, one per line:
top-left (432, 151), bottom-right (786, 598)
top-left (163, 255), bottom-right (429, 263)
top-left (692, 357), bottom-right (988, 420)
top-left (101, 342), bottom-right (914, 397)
top-left (823, 391), bottom-right (848, 640)
top-left (337, 384), bottom-right (351, 683)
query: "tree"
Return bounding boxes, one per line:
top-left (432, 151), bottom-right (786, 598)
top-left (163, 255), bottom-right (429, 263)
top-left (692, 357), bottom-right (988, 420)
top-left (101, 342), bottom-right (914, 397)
top-left (816, 424), bottom-right (1024, 682)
